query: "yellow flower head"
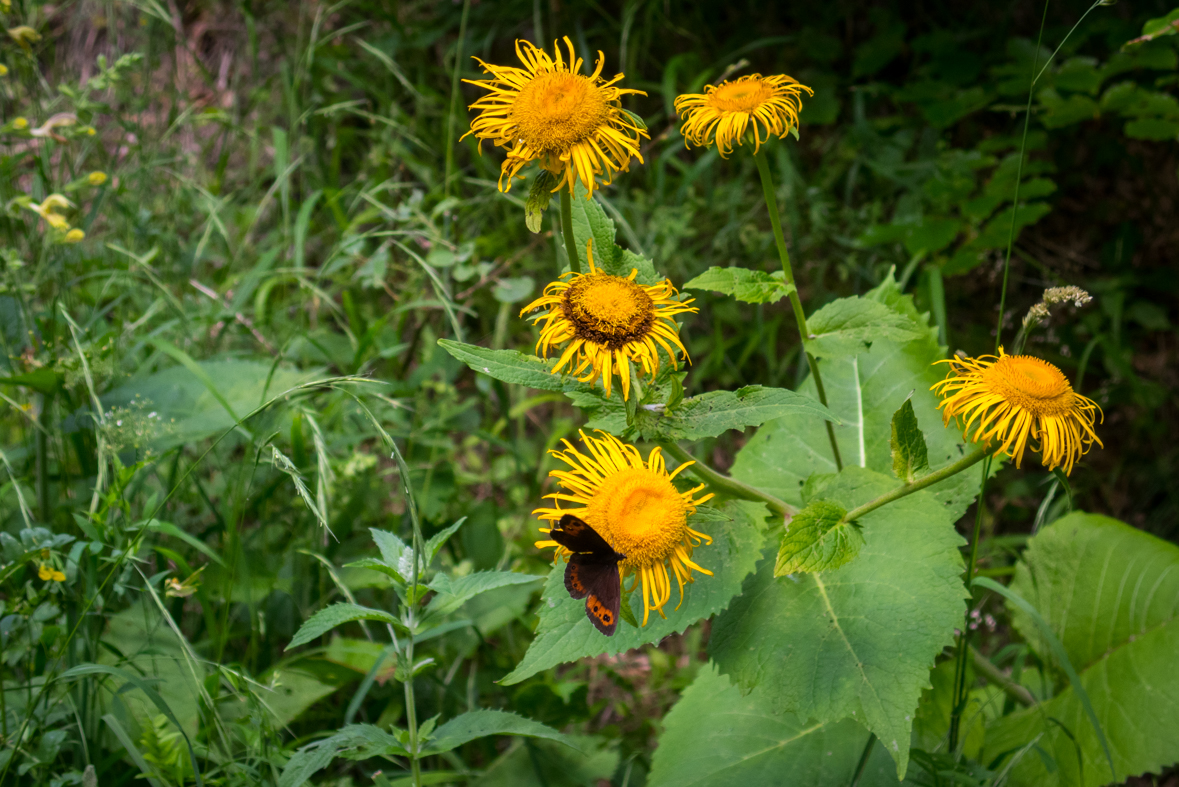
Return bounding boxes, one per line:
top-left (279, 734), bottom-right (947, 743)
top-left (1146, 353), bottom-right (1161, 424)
top-left (88, 171), bottom-right (108, 186)
top-left (674, 73), bottom-right (812, 157)
top-left (0, 65), bottom-right (9, 77)
top-left (12, 116), bottom-right (27, 130)
top-left (38, 563), bottom-right (53, 581)
top-left (7, 25), bottom-right (40, 49)
top-left (535, 430), bottom-right (714, 625)
top-left (63, 228), bottom-right (85, 243)
top-left (931, 349), bottom-right (1103, 475)
top-left (521, 242), bottom-right (696, 401)
top-left (463, 36), bottom-right (648, 197)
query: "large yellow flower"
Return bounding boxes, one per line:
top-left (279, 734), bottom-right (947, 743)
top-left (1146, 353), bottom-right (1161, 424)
top-left (931, 349), bottom-right (1102, 475)
top-left (462, 37), bottom-right (648, 196)
top-left (535, 431), bottom-right (715, 626)
top-left (674, 74), bottom-right (812, 157)
top-left (520, 242), bottom-right (696, 401)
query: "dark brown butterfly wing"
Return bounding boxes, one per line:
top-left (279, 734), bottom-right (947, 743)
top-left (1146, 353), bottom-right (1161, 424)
top-left (550, 513), bottom-right (614, 554)
top-left (551, 515), bottom-right (625, 637)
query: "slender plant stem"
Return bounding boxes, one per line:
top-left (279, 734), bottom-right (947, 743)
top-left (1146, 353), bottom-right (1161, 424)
top-left (443, 0), bottom-right (472, 199)
top-left (841, 448), bottom-right (987, 524)
top-left (659, 441), bottom-right (794, 517)
top-left (559, 189), bottom-right (581, 274)
top-left (848, 732), bottom-right (877, 787)
top-left (970, 645), bottom-right (1035, 707)
top-left (949, 456), bottom-right (992, 751)
top-left (752, 149), bottom-right (842, 471)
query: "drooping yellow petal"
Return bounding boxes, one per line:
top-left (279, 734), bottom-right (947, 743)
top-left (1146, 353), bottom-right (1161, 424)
top-left (931, 349), bottom-right (1102, 475)
top-left (674, 74), bottom-right (812, 158)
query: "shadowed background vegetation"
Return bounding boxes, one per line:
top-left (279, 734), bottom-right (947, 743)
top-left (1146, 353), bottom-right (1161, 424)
top-left (1, 0), bottom-right (1176, 784)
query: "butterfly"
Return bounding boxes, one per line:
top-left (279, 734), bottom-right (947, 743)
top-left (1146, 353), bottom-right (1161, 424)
top-left (549, 513), bottom-right (626, 636)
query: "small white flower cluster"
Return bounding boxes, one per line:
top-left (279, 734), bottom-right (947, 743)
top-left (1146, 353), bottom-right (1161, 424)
top-left (1021, 285), bottom-right (1093, 327)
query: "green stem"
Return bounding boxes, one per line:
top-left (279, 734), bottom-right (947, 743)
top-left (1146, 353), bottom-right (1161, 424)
top-left (559, 189), bottom-right (581, 274)
top-left (660, 441), bottom-right (794, 517)
top-left (443, 0), bottom-right (472, 199)
top-left (949, 456), bottom-right (992, 751)
top-left (752, 149), bottom-right (842, 471)
top-left (970, 645), bottom-right (1035, 707)
top-left (403, 620), bottom-right (422, 787)
top-left (848, 733), bottom-right (877, 787)
top-left (841, 448), bottom-right (988, 524)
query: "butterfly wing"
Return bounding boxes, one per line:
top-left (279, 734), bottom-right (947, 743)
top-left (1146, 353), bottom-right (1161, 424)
top-left (551, 515), bottom-right (624, 637)
top-left (550, 514), bottom-right (614, 554)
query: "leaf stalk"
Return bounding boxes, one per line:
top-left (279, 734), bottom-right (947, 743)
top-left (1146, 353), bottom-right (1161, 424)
top-left (660, 440), bottom-right (794, 518)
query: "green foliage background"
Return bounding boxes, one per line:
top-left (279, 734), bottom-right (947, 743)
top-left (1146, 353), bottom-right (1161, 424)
top-left (1, 0), bottom-right (1178, 785)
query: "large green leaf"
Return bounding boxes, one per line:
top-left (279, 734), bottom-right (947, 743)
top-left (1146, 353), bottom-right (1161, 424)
top-left (280, 724), bottom-right (408, 787)
top-left (501, 503), bottom-right (764, 685)
top-left (648, 663), bottom-right (903, 787)
top-left (640, 385), bottom-right (838, 440)
top-left (804, 296), bottom-right (927, 359)
top-left (983, 513), bottom-right (1179, 786)
top-left (709, 468), bottom-right (967, 779)
top-left (730, 276), bottom-right (983, 520)
top-left (102, 359), bottom-right (321, 447)
top-left (775, 500), bottom-right (863, 576)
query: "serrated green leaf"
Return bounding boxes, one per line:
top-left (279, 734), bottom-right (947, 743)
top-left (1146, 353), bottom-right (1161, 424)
top-left (648, 663), bottom-right (903, 787)
top-left (566, 182), bottom-right (659, 284)
top-left (280, 724), bottom-right (408, 787)
top-left (804, 296), bottom-right (927, 359)
top-left (775, 499), bottom-right (862, 576)
top-left (344, 557), bottom-right (406, 584)
top-left (439, 339), bottom-right (591, 393)
top-left (639, 385), bottom-right (837, 441)
top-left (425, 518), bottom-right (466, 564)
top-left (890, 399), bottom-right (929, 483)
top-left (683, 266), bottom-right (796, 304)
top-left (286, 603), bottom-right (400, 650)
top-left (983, 513), bottom-right (1179, 787)
top-left (420, 709), bottom-right (575, 756)
top-left (424, 571), bottom-right (543, 619)
top-left (370, 527), bottom-right (415, 580)
top-left (731, 273), bottom-right (987, 520)
top-left (525, 171), bottom-right (557, 233)
top-left (501, 502), bottom-right (764, 685)
top-left (710, 467), bottom-right (967, 779)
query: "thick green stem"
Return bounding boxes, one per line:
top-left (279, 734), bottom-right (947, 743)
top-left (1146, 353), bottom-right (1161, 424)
top-left (848, 732), bottom-right (877, 787)
top-left (752, 149), bottom-right (842, 471)
top-left (660, 441), bottom-right (794, 517)
top-left (841, 448), bottom-right (988, 524)
top-left (559, 189), bottom-right (581, 274)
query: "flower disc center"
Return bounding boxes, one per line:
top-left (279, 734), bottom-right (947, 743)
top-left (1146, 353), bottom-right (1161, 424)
top-left (708, 79), bottom-right (773, 112)
top-left (510, 72), bottom-right (609, 152)
top-left (562, 273), bottom-right (655, 349)
top-left (985, 354), bottom-right (1074, 415)
top-left (584, 466), bottom-right (687, 569)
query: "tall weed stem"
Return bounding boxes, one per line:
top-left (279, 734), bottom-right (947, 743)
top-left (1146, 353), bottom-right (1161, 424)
top-left (753, 150), bottom-right (842, 470)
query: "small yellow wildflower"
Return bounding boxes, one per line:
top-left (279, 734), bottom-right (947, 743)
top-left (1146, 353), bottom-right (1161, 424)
top-left (12, 116), bottom-right (28, 130)
top-left (63, 228), bottom-right (85, 243)
top-left (0, 65), bottom-right (8, 77)
top-left (7, 25), bottom-right (40, 49)
top-left (88, 171), bottom-right (108, 186)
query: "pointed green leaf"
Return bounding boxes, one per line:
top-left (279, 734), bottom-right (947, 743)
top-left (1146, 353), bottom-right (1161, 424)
top-left (279, 724), bottom-right (408, 787)
top-left (683, 266), bottom-right (796, 304)
top-left (424, 571), bottom-right (543, 619)
top-left (983, 513), bottom-right (1179, 787)
top-left (775, 500), bottom-right (863, 576)
top-left (710, 467), bottom-right (967, 779)
top-left (501, 503), bottom-right (764, 685)
top-left (648, 663), bottom-right (903, 787)
top-left (425, 517), bottom-right (467, 563)
top-left (438, 340), bottom-right (592, 392)
top-left (420, 709), bottom-right (575, 756)
top-left (890, 399), bottom-right (929, 483)
top-left (804, 296), bottom-right (927, 359)
top-left (286, 603), bottom-right (400, 650)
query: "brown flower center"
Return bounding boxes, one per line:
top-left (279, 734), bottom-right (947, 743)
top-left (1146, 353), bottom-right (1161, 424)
top-left (561, 272), bottom-right (655, 349)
